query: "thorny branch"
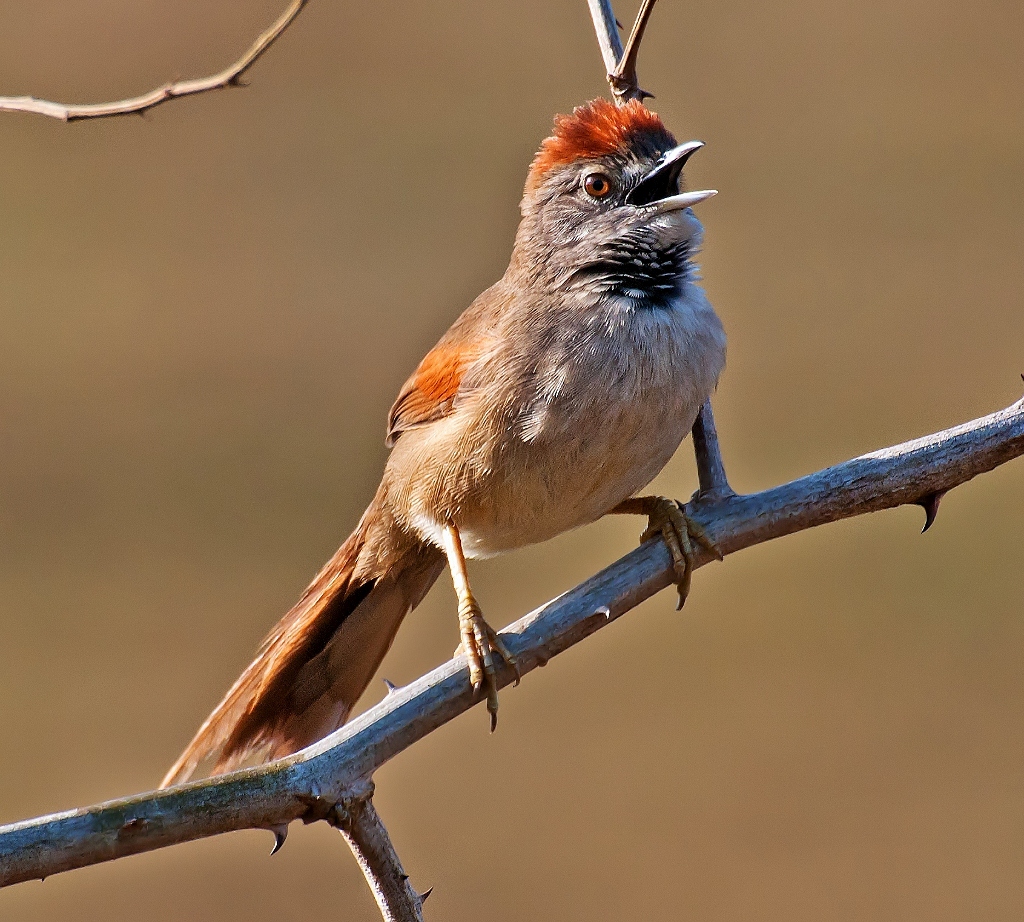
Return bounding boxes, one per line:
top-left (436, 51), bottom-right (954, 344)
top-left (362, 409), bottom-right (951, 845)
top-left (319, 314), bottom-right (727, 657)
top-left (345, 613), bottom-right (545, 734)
top-left (0, 0), bottom-right (307, 122)
top-left (1, 393), bottom-right (1023, 888)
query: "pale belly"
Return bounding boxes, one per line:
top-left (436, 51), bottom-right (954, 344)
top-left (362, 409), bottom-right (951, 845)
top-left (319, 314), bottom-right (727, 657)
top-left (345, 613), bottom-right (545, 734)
top-left (455, 380), bottom-right (700, 556)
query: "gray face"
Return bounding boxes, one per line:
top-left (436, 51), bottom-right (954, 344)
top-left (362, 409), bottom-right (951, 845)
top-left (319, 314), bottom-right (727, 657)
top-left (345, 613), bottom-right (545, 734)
top-left (518, 141), bottom-right (714, 310)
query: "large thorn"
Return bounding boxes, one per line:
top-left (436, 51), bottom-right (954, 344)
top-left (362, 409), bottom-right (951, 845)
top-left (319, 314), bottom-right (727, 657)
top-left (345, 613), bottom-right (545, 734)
top-left (419, 886), bottom-right (434, 904)
top-left (269, 824), bottom-right (288, 855)
top-left (918, 490), bottom-right (947, 533)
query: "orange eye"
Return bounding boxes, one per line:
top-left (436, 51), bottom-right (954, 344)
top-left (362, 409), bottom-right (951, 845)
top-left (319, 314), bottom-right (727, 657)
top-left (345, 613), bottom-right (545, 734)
top-left (583, 172), bottom-right (613, 198)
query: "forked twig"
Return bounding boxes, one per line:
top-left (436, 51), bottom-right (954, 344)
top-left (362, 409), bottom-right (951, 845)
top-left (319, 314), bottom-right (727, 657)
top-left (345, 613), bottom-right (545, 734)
top-left (0, 0), bottom-right (307, 122)
top-left (588, 0), bottom-right (660, 103)
top-left (612, 0), bottom-right (659, 101)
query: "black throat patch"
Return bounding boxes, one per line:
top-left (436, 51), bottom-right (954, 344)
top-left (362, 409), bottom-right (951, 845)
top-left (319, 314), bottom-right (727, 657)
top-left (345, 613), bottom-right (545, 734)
top-left (570, 234), bottom-right (691, 309)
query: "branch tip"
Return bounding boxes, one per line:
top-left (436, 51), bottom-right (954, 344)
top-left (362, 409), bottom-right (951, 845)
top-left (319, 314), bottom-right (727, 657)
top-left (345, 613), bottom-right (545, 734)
top-left (0, 0), bottom-right (307, 122)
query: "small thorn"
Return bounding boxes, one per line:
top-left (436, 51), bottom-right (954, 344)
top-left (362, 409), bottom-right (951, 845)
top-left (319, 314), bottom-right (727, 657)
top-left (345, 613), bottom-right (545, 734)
top-left (918, 490), bottom-right (947, 533)
top-left (419, 886), bottom-right (434, 904)
top-left (270, 825), bottom-right (288, 855)
top-left (119, 817), bottom-right (147, 835)
top-left (400, 873), bottom-right (410, 882)
top-left (595, 605), bottom-right (612, 620)
top-left (382, 677), bottom-right (398, 693)
top-left (489, 709), bottom-right (497, 733)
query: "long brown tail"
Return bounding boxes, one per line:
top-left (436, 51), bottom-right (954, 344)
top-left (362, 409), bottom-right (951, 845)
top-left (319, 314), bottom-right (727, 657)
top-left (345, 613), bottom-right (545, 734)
top-left (161, 500), bottom-right (444, 788)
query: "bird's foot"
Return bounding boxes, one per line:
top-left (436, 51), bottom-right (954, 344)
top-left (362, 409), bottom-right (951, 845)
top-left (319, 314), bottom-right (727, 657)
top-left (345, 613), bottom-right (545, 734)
top-left (456, 596), bottom-right (519, 731)
top-left (633, 496), bottom-right (723, 609)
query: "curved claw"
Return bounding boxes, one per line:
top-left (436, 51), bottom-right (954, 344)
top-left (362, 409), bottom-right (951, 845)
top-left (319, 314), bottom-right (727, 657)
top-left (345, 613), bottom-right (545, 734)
top-left (458, 599), bottom-right (518, 731)
top-left (630, 495), bottom-right (723, 608)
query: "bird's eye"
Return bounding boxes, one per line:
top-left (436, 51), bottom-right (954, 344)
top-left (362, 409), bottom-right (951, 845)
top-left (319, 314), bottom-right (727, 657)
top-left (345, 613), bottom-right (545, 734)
top-left (583, 172), bottom-right (613, 198)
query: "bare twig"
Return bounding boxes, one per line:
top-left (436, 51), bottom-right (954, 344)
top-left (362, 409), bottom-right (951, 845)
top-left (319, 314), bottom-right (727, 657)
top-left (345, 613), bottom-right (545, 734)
top-left (587, 0), bottom-right (625, 77)
top-left (0, 0), bottom-right (307, 122)
top-left (2, 394), bottom-right (1021, 886)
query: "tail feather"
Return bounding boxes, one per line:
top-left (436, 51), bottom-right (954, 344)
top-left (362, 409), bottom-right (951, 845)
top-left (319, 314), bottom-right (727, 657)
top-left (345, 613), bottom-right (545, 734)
top-left (161, 504), bottom-right (443, 788)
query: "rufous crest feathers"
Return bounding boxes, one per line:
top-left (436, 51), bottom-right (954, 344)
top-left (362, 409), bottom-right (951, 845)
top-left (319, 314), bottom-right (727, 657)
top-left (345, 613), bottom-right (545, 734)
top-left (526, 98), bottom-right (675, 191)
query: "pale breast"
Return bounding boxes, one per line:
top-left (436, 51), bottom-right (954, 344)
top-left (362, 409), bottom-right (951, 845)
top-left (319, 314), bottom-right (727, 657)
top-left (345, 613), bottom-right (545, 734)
top-left (449, 282), bottom-right (726, 556)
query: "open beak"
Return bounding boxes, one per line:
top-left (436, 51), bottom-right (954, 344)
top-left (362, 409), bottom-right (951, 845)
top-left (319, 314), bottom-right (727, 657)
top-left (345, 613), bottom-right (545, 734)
top-left (625, 140), bottom-right (717, 213)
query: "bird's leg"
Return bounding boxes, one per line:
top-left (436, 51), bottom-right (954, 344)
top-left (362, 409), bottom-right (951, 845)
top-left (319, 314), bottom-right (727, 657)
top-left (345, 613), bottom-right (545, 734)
top-left (609, 496), bottom-right (723, 609)
top-left (441, 523), bottom-right (519, 731)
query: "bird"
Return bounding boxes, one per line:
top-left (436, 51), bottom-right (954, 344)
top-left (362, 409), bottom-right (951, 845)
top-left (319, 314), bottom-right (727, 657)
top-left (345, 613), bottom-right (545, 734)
top-left (161, 98), bottom-right (726, 787)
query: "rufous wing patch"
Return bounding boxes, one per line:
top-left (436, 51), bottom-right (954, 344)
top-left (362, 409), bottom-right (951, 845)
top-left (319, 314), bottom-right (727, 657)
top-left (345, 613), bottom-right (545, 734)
top-left (386, 339), bottom-right (484, 445)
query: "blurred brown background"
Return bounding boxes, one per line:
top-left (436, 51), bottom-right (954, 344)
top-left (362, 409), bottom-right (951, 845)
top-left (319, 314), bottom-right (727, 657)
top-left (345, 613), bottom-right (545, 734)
top-left (1, 1), bottom-right (1023, 919)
